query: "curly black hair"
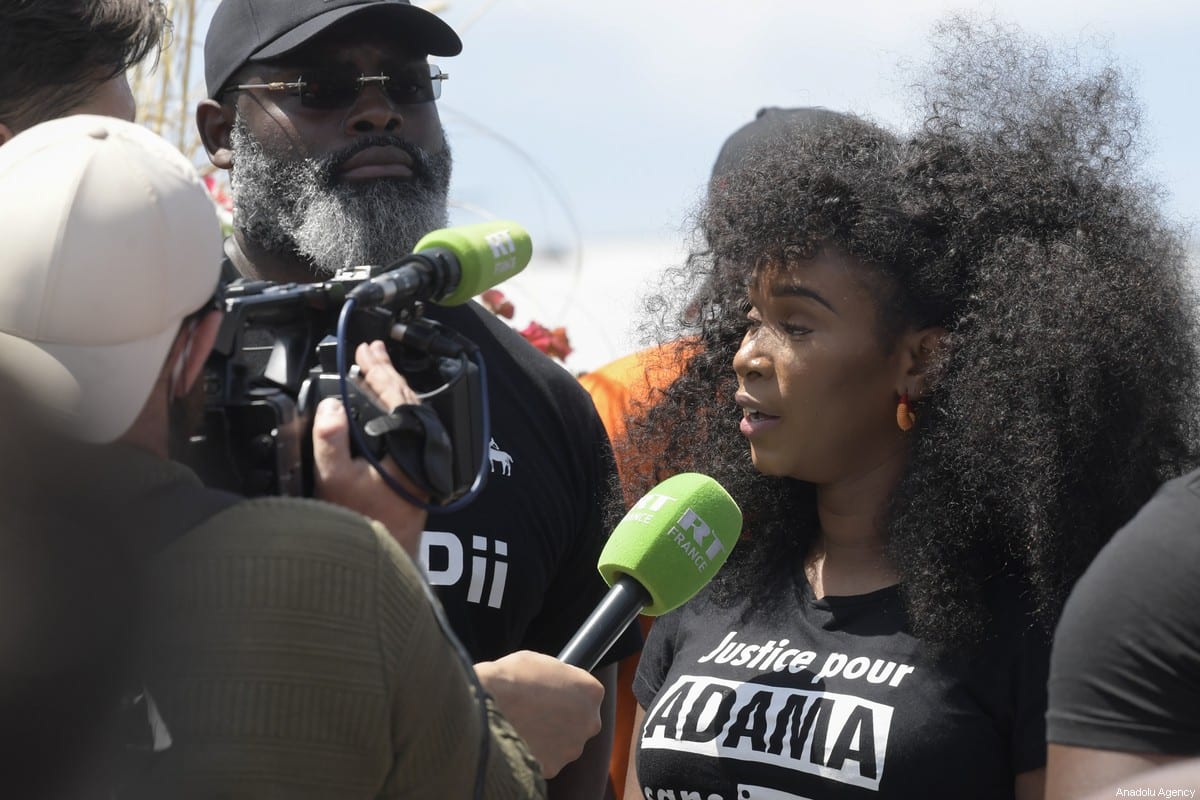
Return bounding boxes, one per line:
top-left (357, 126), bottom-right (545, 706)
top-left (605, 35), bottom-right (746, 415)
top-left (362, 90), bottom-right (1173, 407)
top-left (624, 16), bottom-right (1200, 651)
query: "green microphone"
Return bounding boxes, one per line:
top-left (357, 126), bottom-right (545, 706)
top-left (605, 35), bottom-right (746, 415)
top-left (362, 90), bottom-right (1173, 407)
top-left (347, 220), bottom-right (531, 308)
top-left (557, 473), bottom-right (742, 670)
top-left (413, 220), bottom-right (532, 306)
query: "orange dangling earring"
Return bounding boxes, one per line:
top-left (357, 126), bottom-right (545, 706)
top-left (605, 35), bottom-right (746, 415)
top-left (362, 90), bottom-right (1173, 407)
top-left (896, 392), bottom-right (916, 432)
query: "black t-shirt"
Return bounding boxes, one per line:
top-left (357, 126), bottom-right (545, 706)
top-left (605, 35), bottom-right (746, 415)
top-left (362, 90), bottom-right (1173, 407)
top-left (413, 302), bottom-right (640, 665)
top-left (1047, 466), bottom-right (1200, 754)
top-left (633, 573), bottom-right (1049, 799)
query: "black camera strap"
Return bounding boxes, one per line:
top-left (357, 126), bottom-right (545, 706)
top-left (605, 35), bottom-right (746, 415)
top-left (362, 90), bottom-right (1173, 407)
top-left (363, 404), bottom-right (455, 501)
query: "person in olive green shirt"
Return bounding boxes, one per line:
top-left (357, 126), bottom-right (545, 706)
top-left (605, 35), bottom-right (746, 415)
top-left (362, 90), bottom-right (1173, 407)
top-left (0, 114), bottom-right (544, 799)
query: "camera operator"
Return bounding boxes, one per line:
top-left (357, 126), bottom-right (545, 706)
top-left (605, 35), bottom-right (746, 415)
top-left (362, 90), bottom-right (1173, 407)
top-left (0, 114), bottom-right (544, 798)
top-left (196, 1), bottom-right (640, 794)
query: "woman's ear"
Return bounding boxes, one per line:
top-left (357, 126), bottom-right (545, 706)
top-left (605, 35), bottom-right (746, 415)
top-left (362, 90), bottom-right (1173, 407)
top-left (196, 99), bottom-right (235, 170)
top-left (0, 121), bottom-right (16, 147)
top-left (898, 326), bottom-right (948, 400)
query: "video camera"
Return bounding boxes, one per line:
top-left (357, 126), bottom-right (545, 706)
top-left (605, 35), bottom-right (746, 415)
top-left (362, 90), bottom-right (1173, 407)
top-left (183, 221), bottom-right (532, 509)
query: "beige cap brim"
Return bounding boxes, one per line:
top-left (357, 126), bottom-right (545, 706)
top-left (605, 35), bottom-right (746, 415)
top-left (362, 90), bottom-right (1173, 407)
top-left (0, 332), bottom-right (80, 428)
top-left (0, 323), bottom-right (179, 444)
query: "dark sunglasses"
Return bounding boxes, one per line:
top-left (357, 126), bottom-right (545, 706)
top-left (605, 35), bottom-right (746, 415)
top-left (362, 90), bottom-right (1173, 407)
top-left (220, 64), bottom-right (447, 109)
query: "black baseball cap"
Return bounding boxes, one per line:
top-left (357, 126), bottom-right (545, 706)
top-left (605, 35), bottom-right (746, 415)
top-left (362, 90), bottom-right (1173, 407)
top-left (710, 106), bottom-right (853, 183)
top-left (204, 0), bottom-right (463, 98)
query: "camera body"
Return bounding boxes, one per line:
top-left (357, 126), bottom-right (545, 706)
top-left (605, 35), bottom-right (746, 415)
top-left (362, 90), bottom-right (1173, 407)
top-left (183, 266), bottom-right (485, 504)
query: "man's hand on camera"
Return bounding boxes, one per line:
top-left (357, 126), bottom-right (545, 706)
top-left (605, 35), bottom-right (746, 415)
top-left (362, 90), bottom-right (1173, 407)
top-left (312, 341), bottom-right (428, 558)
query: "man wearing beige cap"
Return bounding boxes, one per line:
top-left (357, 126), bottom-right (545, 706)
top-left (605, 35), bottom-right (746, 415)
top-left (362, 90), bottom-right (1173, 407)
top-left (0, 114), bottom-right (544, 798)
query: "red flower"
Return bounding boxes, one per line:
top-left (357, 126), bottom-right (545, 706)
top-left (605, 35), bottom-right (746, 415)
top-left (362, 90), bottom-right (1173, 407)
top-left (478, 289), bottom-right (572, 362)
top-left (520, 321), bottom-right (573, 360)
top-left (480, 288), bottom-right (515, 319)
top-left (202, 174), bottom-right (233, 214)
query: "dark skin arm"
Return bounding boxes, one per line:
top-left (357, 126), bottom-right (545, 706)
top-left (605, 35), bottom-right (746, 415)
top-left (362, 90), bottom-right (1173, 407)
top-left (1046, 744), bottom-right (1182, 799)
top-left (1069, 756), bottom-right (1200, 800)
top-left (1017, 768), bottom-right (1046, 800)
top-left (547, 662), bottom-right (618, 800)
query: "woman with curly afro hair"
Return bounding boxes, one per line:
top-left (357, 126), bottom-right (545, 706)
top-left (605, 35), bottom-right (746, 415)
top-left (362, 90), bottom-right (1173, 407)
top-left (622, 17), bottom-right (1200, 800)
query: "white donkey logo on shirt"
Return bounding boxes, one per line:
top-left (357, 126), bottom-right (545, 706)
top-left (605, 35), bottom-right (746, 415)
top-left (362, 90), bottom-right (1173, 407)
top-left (489, 438), bottom-right (513, 475)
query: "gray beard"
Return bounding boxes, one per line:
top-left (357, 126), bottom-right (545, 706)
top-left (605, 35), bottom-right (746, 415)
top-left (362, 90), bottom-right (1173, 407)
top-left (228, 116), bottom-right (452, 277)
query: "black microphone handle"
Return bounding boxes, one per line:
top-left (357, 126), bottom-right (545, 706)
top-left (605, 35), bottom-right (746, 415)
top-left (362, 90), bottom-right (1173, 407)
top-left (348, 251), bottom-right (459, 308)
top-left (556, 575), bottom-right (651, 672)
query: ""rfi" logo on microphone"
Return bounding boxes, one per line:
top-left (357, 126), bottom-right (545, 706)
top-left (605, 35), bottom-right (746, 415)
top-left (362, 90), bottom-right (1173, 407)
top-left (631, 493), bottom-right (726, 572)
top-left (484, 230), bottom-right (515, 256)
top-left (484, 230), bottom-right (518, 275)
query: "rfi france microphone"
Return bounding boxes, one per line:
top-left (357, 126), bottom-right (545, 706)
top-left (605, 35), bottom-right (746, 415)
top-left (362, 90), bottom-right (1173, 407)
top-left (348, 220), bottom-right (532, 308)
top-left (557, 473), bottom-right (742, 670)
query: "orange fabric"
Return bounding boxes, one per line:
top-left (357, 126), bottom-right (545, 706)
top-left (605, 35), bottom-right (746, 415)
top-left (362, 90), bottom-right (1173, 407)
top-left (609, 614), bottom-right (655, 796)
top-left (578, 341), bottom-right (694, 796)
top-left (579, 340), bottom-right (697, 486)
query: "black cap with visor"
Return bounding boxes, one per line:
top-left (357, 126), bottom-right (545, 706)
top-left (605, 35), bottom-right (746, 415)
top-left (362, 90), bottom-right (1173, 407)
top-left (204, 0), bottom-right (462, 99)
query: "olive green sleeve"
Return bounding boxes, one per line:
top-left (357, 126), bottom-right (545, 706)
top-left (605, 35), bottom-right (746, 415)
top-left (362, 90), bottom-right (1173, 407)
top-left (128, 496), bottom-right (544, 799)
top-left (372, 522), bottom-right (546, 799)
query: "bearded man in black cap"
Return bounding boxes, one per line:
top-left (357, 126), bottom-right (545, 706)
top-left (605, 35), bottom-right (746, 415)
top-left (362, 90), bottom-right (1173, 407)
top-left (196, 2), bottom-right (640, 796)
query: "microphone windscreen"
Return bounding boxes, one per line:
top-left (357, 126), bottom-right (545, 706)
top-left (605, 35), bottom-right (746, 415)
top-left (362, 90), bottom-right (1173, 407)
top-left (598, 473), bottom-right (742, 616)
top-left (414, 220), bottom-right (533, 306)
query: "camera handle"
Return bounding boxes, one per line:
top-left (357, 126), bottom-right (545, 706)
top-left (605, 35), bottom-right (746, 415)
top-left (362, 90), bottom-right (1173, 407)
top-left (335, 297), bottom-right (492, 513)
